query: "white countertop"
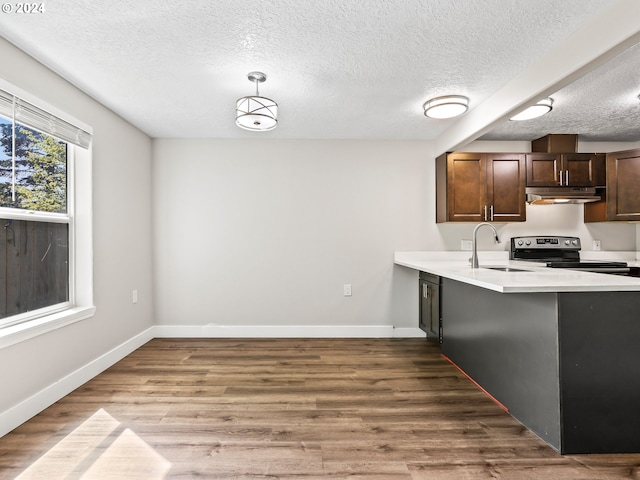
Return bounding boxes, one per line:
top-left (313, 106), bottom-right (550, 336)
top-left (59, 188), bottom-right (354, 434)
top-left (394, 251), bottom-right (640, 293)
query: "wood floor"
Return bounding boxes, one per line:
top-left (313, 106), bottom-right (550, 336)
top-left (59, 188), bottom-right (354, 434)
top-left (1, 338), bottom-right (640, 479)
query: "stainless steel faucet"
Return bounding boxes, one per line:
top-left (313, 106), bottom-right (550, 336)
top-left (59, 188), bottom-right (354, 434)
top-left (470, 222), bottom-right (500, 268)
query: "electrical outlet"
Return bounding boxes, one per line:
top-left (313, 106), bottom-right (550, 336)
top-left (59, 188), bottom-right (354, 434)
top-left (592, 240), bottom-right (601, 251)
top-left (461, 239), bottom-right (473, 251)
top-left (343, 284), bottom-right (352, 297)
top-left (132, 289), bottom-right (138, 304)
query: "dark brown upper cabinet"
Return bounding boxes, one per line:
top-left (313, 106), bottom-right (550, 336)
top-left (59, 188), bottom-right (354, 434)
top-left (526, 153), bottom-right (606, 187)
top-left (436, 152), bottom-right (526, 223)
top-left (585, 148), bottom-right (640, 222)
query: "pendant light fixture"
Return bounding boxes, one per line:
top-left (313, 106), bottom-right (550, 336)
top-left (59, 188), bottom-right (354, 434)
top-left (236, 71), bottom-right (278, 131)
top-left (510, 98), bottom-right (553, 121)
top-left (423, 95), bottom-right (469, 119)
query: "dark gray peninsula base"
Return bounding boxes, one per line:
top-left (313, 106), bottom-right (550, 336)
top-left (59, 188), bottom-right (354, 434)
top-left (441, 278), bottom-right (640, 454)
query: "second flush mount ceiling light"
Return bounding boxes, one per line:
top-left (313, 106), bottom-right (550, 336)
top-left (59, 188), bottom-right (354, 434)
top-left (423, 95), bottom-right (469, 119)
top-left (235, 71), bottom-right (278, 131)
top-left (510, 98), bottom-right (553, 121)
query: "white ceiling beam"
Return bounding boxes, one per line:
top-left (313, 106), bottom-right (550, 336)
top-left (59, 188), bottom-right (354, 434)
top-left (434, 0), bottom-right (640, 156)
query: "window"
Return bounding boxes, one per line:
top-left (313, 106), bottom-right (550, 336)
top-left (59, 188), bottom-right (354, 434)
top-left (0, 85), bottom-right (93, 341)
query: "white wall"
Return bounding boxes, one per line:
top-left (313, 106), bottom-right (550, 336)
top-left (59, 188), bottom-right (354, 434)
top-left (0, 39), bottom-right (154, 417)
top-left (152, 136), bottom-right (640, 334)
top-left (153, 139), bottom-right (435, 332)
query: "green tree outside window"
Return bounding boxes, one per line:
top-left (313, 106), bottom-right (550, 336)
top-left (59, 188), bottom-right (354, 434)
top-left (0, 119), bottom-right (67, 213)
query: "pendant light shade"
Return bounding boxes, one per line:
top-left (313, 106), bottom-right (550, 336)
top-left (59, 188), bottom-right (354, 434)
top-left (236, 72), bottom-right (278, 131)
top-left (423, 95), bottom-right (469, 119)
top-left (510, 98), bottom-right (553, 121)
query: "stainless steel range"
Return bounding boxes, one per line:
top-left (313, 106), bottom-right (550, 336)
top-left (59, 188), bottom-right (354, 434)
top-left (510, 236), bottom-right (635, 275)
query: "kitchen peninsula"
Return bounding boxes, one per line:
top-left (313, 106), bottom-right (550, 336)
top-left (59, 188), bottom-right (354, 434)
top-left (395, 252), bottom-right (640, 454)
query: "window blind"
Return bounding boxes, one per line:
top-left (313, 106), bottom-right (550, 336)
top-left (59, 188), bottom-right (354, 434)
top-left (0, 88), bottom-right (92, 149)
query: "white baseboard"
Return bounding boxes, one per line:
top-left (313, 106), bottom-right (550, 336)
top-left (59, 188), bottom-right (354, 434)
top-left (0, 324), bottom-right (424, 438)
top-left (0, 327), bottom-right (155, 438)
top-left (392, 327), bottom-right (427, 338)
top-left (152, 324), bottom-right (425, 339)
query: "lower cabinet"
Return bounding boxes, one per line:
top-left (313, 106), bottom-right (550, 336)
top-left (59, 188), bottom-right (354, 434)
top-left (419, 271), bottom-right (441, 342)
top-left (441, 278), bottom-right (640, 454)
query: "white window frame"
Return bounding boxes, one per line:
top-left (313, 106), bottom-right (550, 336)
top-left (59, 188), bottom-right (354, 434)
top-left (0, 79), bottom-right (95, 349)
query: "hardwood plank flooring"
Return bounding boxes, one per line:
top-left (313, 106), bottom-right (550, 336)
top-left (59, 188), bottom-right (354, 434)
top-left (1, 338), bottom-right (640, 479)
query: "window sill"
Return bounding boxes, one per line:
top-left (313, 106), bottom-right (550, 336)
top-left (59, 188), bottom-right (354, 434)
top-left (0, 306), bottom-right (96, 350)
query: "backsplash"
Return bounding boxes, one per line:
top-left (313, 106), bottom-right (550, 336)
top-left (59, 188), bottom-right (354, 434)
top-left (439, 204), bottom-right (637, 252)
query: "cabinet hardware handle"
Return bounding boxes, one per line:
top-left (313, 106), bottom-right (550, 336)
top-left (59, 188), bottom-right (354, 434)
top-left (490, 205), bottom-right (494, 221)
top-left (483, 205), bottom-right (488, 221)
top-left (566, 170), bottom-right (569, 185)
top-left (558, 170), bottom-right (563, 186)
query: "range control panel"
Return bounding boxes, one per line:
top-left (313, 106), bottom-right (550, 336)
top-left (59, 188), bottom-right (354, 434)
top-left (511, 236), bottom-right (581, 250)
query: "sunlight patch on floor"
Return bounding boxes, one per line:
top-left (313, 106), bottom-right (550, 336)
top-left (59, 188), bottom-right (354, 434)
top-left (16, 408), bottom-right (171, 479)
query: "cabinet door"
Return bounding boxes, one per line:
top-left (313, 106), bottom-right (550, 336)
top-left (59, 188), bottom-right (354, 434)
top-left (428, 282), bottom-right (440, 340)
top-left (419, 277), bottom-right (440, 339)
top-left (564, 153), bottom-right (605, 187)
top-left (445, 153), bottom-right (487, 222)
top-left (419, 280), bottom-right (429, 334)
top-left (526, 153), bottom-right (560, 186)
top-left (606, 149), bottom-right (640, 221)
top-left (486, 153), bottom-right (526, 222)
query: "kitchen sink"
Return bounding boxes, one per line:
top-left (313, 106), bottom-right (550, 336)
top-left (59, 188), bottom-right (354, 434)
top-left (483, 267), bottom-right (532, 272)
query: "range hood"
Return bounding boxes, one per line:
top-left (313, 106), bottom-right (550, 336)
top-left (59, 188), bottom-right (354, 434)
top-left (526, 186), bottom-right (601, 205)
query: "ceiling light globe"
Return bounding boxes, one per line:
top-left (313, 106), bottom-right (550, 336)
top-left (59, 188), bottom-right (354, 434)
top-left (423, 95), bottom-right (469, 119)
top-left (235, 71), bottom-right (278, 132)
top-left (235, 95), bottom-right (278, 131)
top-left (510, 98), bottom-right (553, 121)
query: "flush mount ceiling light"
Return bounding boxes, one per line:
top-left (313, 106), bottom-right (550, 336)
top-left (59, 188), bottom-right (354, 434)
top-left (423, 95), bottom-right (469, 119)
top-left (235, 71), bottom-right (278, 131)
top-left (509, 98), bottom-right (553, 121)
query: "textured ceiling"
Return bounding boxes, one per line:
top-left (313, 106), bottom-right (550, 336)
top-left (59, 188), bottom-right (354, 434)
top-left (481, 40), bottom-right (640, 142)
top-left (0, 0), bottom-right (637, 143)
